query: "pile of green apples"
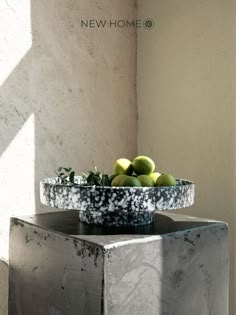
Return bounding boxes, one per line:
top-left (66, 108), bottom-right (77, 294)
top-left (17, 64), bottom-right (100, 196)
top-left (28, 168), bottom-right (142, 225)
top-left (110, 156), bottom-right (176, 187)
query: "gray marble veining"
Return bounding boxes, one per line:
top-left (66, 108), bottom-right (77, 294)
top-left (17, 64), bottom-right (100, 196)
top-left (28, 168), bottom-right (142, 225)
top-left (9, 211), bottom-right (228, 315)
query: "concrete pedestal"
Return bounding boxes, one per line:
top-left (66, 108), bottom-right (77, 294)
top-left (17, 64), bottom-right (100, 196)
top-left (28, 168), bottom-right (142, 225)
top-left (9, 211), bottom-right (228, 315)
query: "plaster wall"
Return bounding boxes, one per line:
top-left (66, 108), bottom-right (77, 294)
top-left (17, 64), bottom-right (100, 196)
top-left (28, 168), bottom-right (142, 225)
top-left (137, 1), bottom-right (236, 313)
top-left (0, 1), bottom-right (137, 314)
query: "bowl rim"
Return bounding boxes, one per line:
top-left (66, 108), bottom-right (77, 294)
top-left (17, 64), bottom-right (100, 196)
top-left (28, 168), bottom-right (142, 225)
top-left (40, 176), bottom-right (195, 190)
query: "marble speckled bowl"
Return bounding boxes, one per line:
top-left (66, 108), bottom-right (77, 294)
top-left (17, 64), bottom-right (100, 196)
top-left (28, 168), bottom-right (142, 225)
top-left (40, 176), bottom-right (195, 227)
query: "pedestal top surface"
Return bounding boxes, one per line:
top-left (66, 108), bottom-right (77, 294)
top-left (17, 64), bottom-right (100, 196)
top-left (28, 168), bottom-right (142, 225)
top-left (12, 210), bottom-right (225, 247)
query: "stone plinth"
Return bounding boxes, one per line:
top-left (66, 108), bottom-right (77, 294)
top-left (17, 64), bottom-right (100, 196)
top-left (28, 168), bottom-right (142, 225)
top-left (9, 211), bottom-right (228, 315)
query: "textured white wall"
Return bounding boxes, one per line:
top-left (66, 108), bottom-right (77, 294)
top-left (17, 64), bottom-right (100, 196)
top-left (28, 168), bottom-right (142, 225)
top-left (137, 0), bottom-right (236, 314)
top-left (0, 1), bottom-right (137, 314)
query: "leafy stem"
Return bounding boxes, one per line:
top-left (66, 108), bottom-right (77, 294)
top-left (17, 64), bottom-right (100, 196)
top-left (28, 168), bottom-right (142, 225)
top-left (81, 166), bottom-right (110, 186)
top-left (55, 166), bottom-right (110, 186)
top-left (55, 167), bottom-right (75, 184)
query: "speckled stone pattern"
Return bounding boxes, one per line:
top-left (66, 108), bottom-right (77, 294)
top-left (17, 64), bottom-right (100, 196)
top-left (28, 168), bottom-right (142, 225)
top-left (40, 176), bottom-right (194, 226)
top-left (79, 208), bottom-right (154, 226)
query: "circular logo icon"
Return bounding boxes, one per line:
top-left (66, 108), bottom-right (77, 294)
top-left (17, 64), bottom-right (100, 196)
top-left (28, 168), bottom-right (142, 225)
top-left (143, 18), bottom-right (154, 30)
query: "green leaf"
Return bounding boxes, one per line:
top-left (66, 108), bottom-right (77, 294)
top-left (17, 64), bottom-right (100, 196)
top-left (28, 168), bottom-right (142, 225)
top-left (69, 171), bottom-right (75, 183)
top-left (64, 168), bottom-right (72, 172)
top-left (101, 174), bottom-right (109, 186)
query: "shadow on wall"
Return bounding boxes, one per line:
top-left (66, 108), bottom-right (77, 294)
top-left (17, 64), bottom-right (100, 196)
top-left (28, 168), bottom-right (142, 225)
top-left (137, 0), bottom-right (236, 313)
top-left (0, 260), bottom-right (8, 315)
top-left (0, 0), bottom-right (137, 217)
top-left (0, 0), bottom-right (136, 314)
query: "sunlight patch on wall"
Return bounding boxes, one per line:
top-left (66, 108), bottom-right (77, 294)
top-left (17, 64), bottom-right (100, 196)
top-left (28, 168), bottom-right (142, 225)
top-left (0, 113), bottom-right (35, 217)
top-left (0, 0), bottom-right (32, 85)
